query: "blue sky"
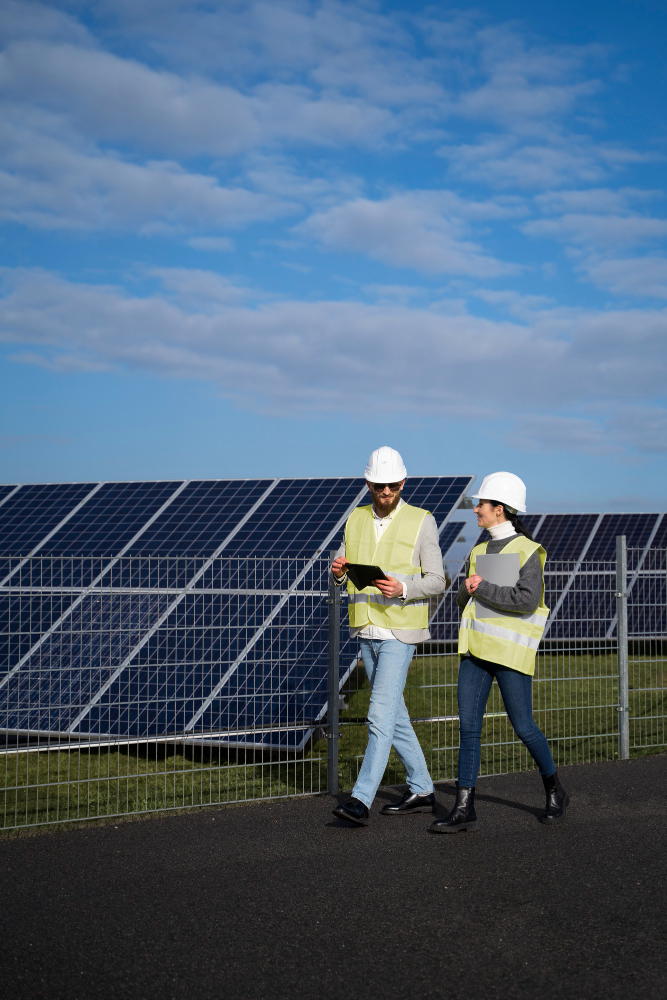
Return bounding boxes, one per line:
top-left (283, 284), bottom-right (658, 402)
top-left (1, 0), bottom-right (666, 511)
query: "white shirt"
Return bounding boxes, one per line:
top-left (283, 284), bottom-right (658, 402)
top-left (487, 520), bottom-right (516, 540)
top-left (358, 499), bottom-right (407, 640)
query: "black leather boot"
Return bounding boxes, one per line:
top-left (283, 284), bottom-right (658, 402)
top-left (380, 790), bottom-right (436, 815)
top-left (429, 784), bottom-right (478, 834)
top-left (332, 797), bottom-right (370, 825)
top-left (540, 771), bottom-right (569, 823)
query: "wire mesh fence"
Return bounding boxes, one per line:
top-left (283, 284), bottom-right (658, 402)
top-left (0, 554), bottom-right (333, 831)
top-left (0, 544), bottom-right (665, 832)
top-left (336, 547), bottom-right (667, 789)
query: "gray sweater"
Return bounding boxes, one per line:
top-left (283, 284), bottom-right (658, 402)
top-left (333, 509), bottom-right (446, 644)
top-left (456, 533), bottom-right (543, 614)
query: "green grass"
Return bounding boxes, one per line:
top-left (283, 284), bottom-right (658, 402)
top-left (1, 651), bottom-right (665, 835)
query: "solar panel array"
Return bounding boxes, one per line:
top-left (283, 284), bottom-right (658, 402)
top-left (0, 476), bottom-right (472, 748)
top-left (432, 511), bottom-right (667, 642)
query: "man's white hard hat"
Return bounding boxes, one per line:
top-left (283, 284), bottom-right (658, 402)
top-left (471, 471), bottom-right (527, 513)
top-left (364, 446), bottom-right (407, 483)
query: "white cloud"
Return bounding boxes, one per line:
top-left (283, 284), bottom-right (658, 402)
top-left (298, 192), bottom-right (520, 277)
top-left (187, 237), bottom-right (235, 252)
top-left (474, 289), bottom-right (555, 319)
top-left (582, 256), bottom-right (667, 299)
top-left (523, 213), bottom-right (667, 249)
top-left (0, 1), bottom-right (91, 45)
top-left (535, 187), bottom-right (660, 215)
top-left (608, 406), bottom-right (667, 454)
top-left (148, 268), bottom-right (253, 308)
top-left (0, 39), bottom-right (400, 158)
top-left (1, 268), bottom-right (665, 456)
top-left (0, 113), bottom-right (292, 231)
top-left (507, 415), bottom-right (614, 456)
top-left (440, 137), bottom-right (643, 190)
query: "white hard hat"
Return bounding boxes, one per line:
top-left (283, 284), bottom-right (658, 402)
top-left (364, 446), bottom-right (407, 483)
top-left (472, 471), bottom-right (527, 513)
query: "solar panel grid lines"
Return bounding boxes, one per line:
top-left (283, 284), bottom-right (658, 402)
top-left (183, 482), bottom-right (370, 733)
top-left (2, 592), bottom-right (173, 735)
top-left (0, 482), bottom-right (99, 582)
top-left (0, 480), bottom-right (192, 688)
top-left (584, 513), bottom-right (660, 561)
top-left (124, 478), bottom-right (276, 556)
top-left (0, 482), bottom-right (106, 584)
top-left (439, 521), bottom-right (465, 558)
top-left (66, 479), bottom-right (281, 734)
top-left (540, 513), bottom-right (605, 639)
top-left (0, 485), bottom-right (23, 507)
top-left (0, 475), bottom-right (505, 747)
top-left (40, 480), bottom-right (185, 557)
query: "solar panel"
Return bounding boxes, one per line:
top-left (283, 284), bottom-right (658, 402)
top-left (439, 521), bottom-right (465, 557)
top-left (0, 475), bottom-right (474, 748)
top-left (584, 513), bottom-right (658, 561)
top-left (126, 479), bottom-right (274, 556)
top-left (534, 513), bottom-right (601, 560)
top-left (0, 485), bottom-right (21, 505)
top-left (7, 479), bottom-right (660, 747)
top-left (41, 480), bottom-right (183, 556)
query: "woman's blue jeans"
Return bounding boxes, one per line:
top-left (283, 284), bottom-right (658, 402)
top-left (457, 654), bottom-right (556, 787)
top-left (351, 638), bottom-right (434, 808)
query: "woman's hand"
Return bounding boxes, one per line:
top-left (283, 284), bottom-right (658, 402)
top-left (465, 574), bottom-right (482, 594)
top-left (374, 575), bottom-right (404, 598)
top-left (331, 556), bottom-right (349, 579)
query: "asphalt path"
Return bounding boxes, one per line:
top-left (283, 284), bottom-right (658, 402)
top-left (1, 754), bottom-right (665, 1000)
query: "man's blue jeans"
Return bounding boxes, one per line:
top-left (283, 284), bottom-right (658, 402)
top-left (351, 638), bottom-right (434, 809)
top-left (457, 654), bottom-right (556, 787)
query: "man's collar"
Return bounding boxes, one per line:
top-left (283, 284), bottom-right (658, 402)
top-left (372, 497), bottom-right (404, 520)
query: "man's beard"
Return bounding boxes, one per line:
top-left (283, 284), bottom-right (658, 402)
top-left (374, 490), bottom-right (403, 516)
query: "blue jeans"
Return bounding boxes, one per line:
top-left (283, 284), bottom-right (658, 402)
top-left (457, 654), bottom-right (556, 787)
top-left (351, 639), bottom-right (434, 808)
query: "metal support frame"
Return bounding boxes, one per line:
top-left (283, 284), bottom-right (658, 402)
top-left (326, 550), bottom-right (341, 795)
top-left (605, 512), bottom-right (664, 639)
top-left (616, 535), bottom-right (630, 760)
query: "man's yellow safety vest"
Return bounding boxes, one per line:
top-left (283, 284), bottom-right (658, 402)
top-left (345, 503), bottom-right (429, 631)
top-left (458, 535), bottom-right (549, 676)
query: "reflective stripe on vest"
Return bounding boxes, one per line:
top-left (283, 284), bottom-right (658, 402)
top-left (458, 534), bottom-right (549, 676)
top-left (345, 503), bottom-right (429, 631)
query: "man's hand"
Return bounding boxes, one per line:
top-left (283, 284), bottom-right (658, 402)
top-left (465, 574), bottom-right (482, 594)
top-left (374, 575), bottom-right (404, 598)
top-left (332, 556), bottom-right (349, 579)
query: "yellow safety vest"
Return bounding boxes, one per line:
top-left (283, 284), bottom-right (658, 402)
top-left (458, 535), bottom-right (549, 676)
top-left (345, 503), bottom-right (429, 631)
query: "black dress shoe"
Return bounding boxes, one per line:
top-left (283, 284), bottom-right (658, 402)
top-left (429, 784), bottom-right (479, 834)
top-left (539, 771), bottom-right (569, 823)
top-left (380, 790), bottom-right (436, 815)
top-left (332, 798), bottom-right (369, 825)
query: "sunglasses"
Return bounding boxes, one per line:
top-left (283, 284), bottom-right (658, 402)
top-left (369, 482), bottom-right (402, 492)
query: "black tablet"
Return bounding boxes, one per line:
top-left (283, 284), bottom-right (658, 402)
top-left (345, 563), bottom-right (388, 591)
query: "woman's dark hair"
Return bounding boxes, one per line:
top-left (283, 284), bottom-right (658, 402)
top-left (488, 500), bottom-right (534, 541)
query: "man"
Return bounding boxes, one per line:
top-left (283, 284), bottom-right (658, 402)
top-left (331, 446), bottom-right (447, 825)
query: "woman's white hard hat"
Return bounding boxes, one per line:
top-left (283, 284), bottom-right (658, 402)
top-left (472, 471), bottom-right (527, 513)
top-left (364, 446), bottom-right (407, 482)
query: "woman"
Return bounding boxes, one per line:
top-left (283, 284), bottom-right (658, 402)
top-left (430, 471), bottom-right (568, 833)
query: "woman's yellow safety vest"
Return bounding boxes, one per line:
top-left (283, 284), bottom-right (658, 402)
top-left (345, 503), bottom-right (429, 631)
top-left (458, 535), bottom-right (549, 676)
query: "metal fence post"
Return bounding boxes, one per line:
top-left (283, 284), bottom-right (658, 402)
top-left (616, 535), bottom-right (630, 760)
top-left (327, 550), bottom-right (341, 795)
